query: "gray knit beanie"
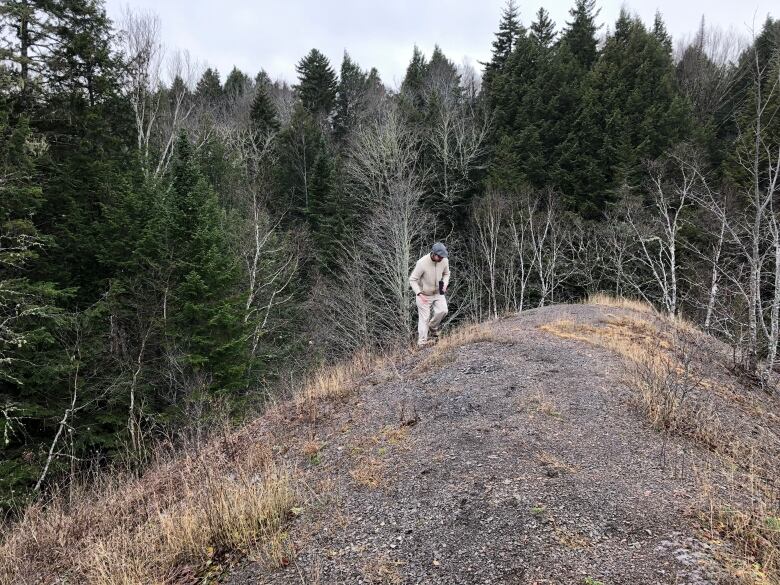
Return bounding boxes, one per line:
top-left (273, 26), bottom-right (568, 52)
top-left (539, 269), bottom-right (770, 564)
top-left (431, 242), bottom-right (448, 258)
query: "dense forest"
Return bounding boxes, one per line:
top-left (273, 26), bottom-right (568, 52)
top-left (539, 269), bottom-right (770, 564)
top-left (0, 0), bottom-right (778, 507)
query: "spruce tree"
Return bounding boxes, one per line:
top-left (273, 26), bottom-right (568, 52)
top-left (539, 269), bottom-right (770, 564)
top-left (167, 133), bottom-right (249, 395)
top-left (307, 146), bottom-right (341, 270)
top-left (294, 48), bottom-right (337, 119)
top-left (560, 0), bottom-right (600, 71)
top-left (652, 11), bottom-right (672, 54)
top-left (224, 66), bottom-right (250, 97)
top-left (250, 83), bottom-right (279, 135)
top-left (0, 0), bottom-right (53, 109)
top-left (726, 23), bottom-right (780, 192)
top-left (557, 10), bottom-right (691, 214)
top-left (401, 46), bottom-right (428, 98)
top-left (45, 0), bottom-right (119, 107)
top-left (530, 7), bottom-right (557, 49)
top-left (196, 68), bottom-right (223, 103)
top-left (334, 52), bottom-right (370, 143)
top-left (427, 45), bottom-right (462, 102)
top-left (274, 104), bottom-right (326, 219)
top-left (484, 0), bottom-right (522, 81)
top-left (255, 69), bottom-right (271, 87)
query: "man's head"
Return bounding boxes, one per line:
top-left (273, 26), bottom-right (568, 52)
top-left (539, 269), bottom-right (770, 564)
top-left (431, 242), bottom-right (448, 262)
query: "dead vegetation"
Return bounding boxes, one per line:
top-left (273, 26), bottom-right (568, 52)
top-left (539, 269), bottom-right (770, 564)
top-left (0, 346), bottom-right (388, 584)
top-left (540, 296), bottom-right (780, 583)
top-left (0, 437), bottom-right (297, 585)
top-left (414, 322), bottom-right (504, 374)
top-left (0, 321), bottom-right (489, 584)
top-left (293, 350), bottom-right (387, 422)
top-left (587, 292), bottom-right (655, 314)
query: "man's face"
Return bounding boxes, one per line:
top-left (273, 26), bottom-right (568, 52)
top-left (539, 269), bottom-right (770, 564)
top-left (431, 253), bottom-right (442, 263)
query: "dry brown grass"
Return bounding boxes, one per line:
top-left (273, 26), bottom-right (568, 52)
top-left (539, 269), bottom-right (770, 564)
top-left (294, 350), bottom-right (386, 421)
top-left (523, 390), bottom-right (563, 418)
top-left (536, 450), bottom-right (577, 475)
top-left (349, 457), bottom-right (385, 489)
top-left (414, 323), bottom-right (502, 374)
top-left (362, 554), bottom-right (403, 584)
top-left (587, 292), bottom-right (655, 314)
top-left (539, 315), bottom-right (715, 438)
top-left (0, 348), bottom-right (399, 584)
top-left (0, 438), bottom-right (297, 584)
top-left (541, 303), bottom-right (780, 583)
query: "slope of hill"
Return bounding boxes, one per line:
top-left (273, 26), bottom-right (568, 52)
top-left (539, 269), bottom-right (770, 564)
top-left (2, 299), bottom-right (779, 585)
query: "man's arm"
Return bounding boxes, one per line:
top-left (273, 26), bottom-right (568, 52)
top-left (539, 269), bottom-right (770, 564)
top-left (409, 260), bottom-right (423, 295)
top-left (442, 259), bottom-right (450, 291)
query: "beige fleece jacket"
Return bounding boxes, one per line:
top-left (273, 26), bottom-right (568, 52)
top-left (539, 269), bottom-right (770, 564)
top-left (409, 254), bottom-right (450, 296)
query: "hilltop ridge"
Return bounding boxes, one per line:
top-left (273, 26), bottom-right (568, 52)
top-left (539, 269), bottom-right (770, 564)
top-left (3, 300), bottom-right (779, 585)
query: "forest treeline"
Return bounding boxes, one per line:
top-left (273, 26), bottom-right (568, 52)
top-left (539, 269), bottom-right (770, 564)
top-left (0, 0), bottom-right (778, 506)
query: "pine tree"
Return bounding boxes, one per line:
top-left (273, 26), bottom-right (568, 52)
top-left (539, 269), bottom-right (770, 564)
top-left (484, 0), bottom-right (522, 77)
top-left (306, 146), bottom-right (342, 269)
top-left (334, 52), bottom-right (370, 143)
top-left (167, 133), bottom-right (249, 395)
top-left (560, 0), bottom-right (600, 71)
top-left (0, 0), bottom-right (52, 109)
top-left (652, 11), bottom-right (672, 54)
top-left (250, 83), bottom-right (279, 135)
top-left (196, 68), bottom-right (223, 103)
top-left (557, 10), bottom-right (691, 214)
top-left (530, 7), bottom-right (557, 49)
top-left (224, 66), bottom-right (250, 97)
top-left (294, 49), bottom-right (337, 119)
top-left (274, 104), bottom-right (326, 219)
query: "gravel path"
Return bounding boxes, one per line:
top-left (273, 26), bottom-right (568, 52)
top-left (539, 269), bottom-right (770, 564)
top-left (226, 304), bottom-right (724, 585)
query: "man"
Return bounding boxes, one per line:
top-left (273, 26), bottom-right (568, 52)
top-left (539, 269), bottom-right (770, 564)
top-left (409, 242), bottom-right (450, 346)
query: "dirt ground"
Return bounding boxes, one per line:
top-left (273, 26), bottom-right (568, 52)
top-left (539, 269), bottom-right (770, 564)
top-left (225, 304), bottom-right (738, 585)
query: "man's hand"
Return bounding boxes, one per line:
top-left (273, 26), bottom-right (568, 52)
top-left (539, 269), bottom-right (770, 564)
top-left (416, 292), bottom-right (429, 304)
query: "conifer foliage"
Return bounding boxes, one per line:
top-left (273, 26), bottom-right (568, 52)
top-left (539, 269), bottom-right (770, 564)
top-left (0, 0), bottom-right (778, 515)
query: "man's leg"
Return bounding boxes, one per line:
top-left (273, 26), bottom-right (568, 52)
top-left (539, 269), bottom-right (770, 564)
top-left (428, 295), bottom-right (449, 335)
top-left (416, 294), bottom-right (432, 345)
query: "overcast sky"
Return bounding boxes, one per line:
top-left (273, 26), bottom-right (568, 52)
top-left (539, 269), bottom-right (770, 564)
top-left (104, 0), bottom-right (776, 87)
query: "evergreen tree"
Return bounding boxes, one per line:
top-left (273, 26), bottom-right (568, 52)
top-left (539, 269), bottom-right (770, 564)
top-left (250, 83), bottom-right (279, 135)
top-left (426, 45), bottom-right (462, 103)
top-left (401, 46), bottom-right (428, 100)
top-left (560, 0), bottom-right (600, 71)
top-left (274, 104), bottom-right (326, 219)
top-left (0, 0), bottom-right (53, 109)
top-left (726, 22), bottom-right (780, 192)
top-left (486, 32), bottom-right (545, 188)
top-left (530, 7), bottom-right (557, 49)
top-left (0, 81), bottom-right (63, 503)
top-left (483, 0), bottom-right (522, 88)
top-left (306, 146), bottom-right (341, 270)
top-left (334, 52), bottom-right (370, 143)
top-left (557, 10), bottom-right (691, 214)
top-left (652, 11), bottom-right (672, 54)
top-left (166, 133), bottom-right (249, 395)
top-left (294, 48), bottom-right (337, 119)
top-left (224, 66), bottom-right (250, 97)
top-left (255, 69), bottom-right (271, 87)
top-left (45, 0), bottom-right (119, 107)
top-left (196, 67), bottom-right (223, 103)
